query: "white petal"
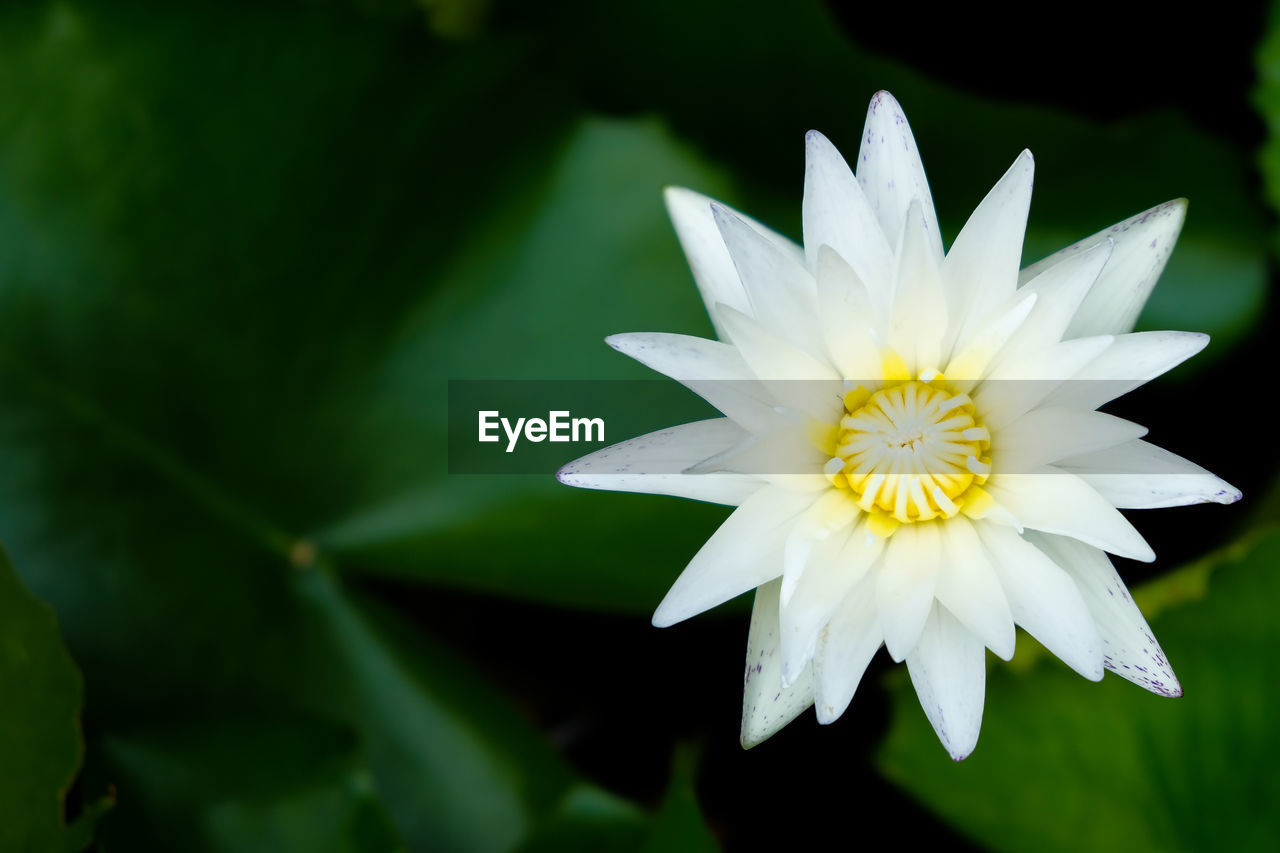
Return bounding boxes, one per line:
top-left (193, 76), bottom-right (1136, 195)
top-left (741, 578), bottom-right (814, 748)
top-left (992, 408), bottom-right (1148, 473)
top-left (944, 292), bottom-right (1037, 386)
top-left (717, 306), bottom-right (840, 381)
top-left (906, 604), bottom-right (987, 760)
top-left (664, 187), bottom-right (805, 339)
top-left (802, 130), bottom-right (896, 309)
top-left (778, 520), bottom-right (884, 685)
top-left (941, 150), bottom-right (1035, 359)
top-left (856, 91), bottom-right (944, 260)
top-left (977, 522), bottom-right (1104, 680)
top-left (935, 516), bottom-right (1016, 659)
top-left (984, 468), bottom-right (1155, 562)
top-left (1026, 532), bottom-right (1181, 696)
top-left (605, 332), bottom-right (777, 431)
top-left (815, 245), bottom-right (883, 380)
top-left (1057, 439), bottom-right (1242, 509)
top-left (1019, 199), bottom-right (1187, 338)
top-left (1043, 331), bottom-right (1209, 411)
top-left (687, 417), bottom-right (830, 481)
top-left (713, 203), bottom-right (824, 355)
top-left (779, 491), bottom-right (860, 609)
top-left (716, 305), bottom-right (844, 423)
top-left (975, 335), bottom-right (1114, 429)
top-left (557, 418), bottom-right (763, 505)
top-left (999, 238), bottom-right (1114, 365)
top-left (813, 572), bottom-right (882, 723)
top-left (652, 486), bottom-right (815, 627)
top-left (876, 521), bottom-right (941, 661)
top-left (889, 199), bottom-right (947, 374)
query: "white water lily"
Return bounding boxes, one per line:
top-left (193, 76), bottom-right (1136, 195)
top-left (557, 91), bottom-right (1240, 760)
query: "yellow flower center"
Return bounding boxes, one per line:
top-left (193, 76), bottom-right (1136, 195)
top-left (823, 379), bottom-right (992, 536)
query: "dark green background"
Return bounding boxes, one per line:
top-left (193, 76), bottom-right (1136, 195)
top-left (0, 0), bottom-right (1277, 850)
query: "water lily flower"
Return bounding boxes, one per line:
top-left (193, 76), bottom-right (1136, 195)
top-left (557, 91), bottom-right (1240, 760)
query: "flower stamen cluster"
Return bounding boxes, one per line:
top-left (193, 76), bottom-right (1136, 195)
top-left (825, 376), bottom-right (991, 536)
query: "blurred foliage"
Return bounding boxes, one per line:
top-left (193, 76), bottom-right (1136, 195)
top-left (100, 717), bottom-right (404, 852)
top-left (0, 546), bottom-right (88, 852)
top-left (879, 529), bottom-right (1280, 852)
top-left (1257, 0), bottom-right (1280, 245)
top-left (0, 0), bottom-right (1270, 850)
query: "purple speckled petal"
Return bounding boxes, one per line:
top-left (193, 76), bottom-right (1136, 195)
top-left (802, 129), bottom-right (895, 303)
top-left (906, 604), bottom-right (987, 761)
top-left (1026, 531), bottom-right (1182, 697)
top-left (856, 90), bottom-right (944, 261)
top-left (741, 578), bottom-right (815, 748)
top-left (1019, 199), bottom-right (1187, 338)
top-left (556, 417), bottom-right (761, 505)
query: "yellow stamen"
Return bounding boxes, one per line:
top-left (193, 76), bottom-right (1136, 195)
top-left (827, 379), bottom-right (991, 528)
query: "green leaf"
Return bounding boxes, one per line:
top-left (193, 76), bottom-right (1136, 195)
top-left (97, 716), bottom-right (404, 853)
top-left (877, 529), bottom-right (1280, 853)
top-left (0, 3), bottom-right (693, 848)
top-left (642, 745), bottom-right (719, 853)
top-left (288, 569), bottom-right (582, 852)
top-left (514, 786), bottom-right (648, 853)
top-left (0, 546), bottom-right (85, 853)
top-left (1256, 0), bottom-right (1280, 244)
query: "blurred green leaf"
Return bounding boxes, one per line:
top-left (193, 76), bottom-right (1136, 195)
top-left (0, 546), bottom-right (84, 853)
top-left (641, 745), bottom-right (719, 853)
top-left (288, 569), bottom-right (582, 852)
top-left (514, 786), bottom-right (648, 853)
top-left (0, 1), bottom-right (709, 848)
top-left (1257, 0), bottom-right (1280, 247)
top-left (877, 529), bottom-right (1280, 853)
top-left (100, 716), bottom-right (404, 852)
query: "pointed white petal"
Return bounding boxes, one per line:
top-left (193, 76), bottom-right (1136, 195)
top-left (815, 245), bottom-right (884, 380)
top-left (652, 486), bottom-right (815, 627)
top-left (975, 335), bottom-right (1114, 429)
top-left (802, 130), bottom-right (896, 308)
top-left (779, 491), bottom-right (861, 609)
top-left (713, 204), bottom-right (824, 355)
top-left (779, 520), bottom-right (883, 685)
top-left (889, 199), bottom-right (947, 374)
top-left (977, 522), bottom-right (1104, 680)
top-left (999, 239), bottom-right (1114, 365)
top-left (1057, 439), bottom-right (1242, 509)
top-left (856, 91), bottom-right (944, 260)
top-left (716, 305), bottom-right (844, 423)
top-left (605, 332), bottom-right (777, 430)
top-left (687, 417), bottom-right (830, 481)
top-left (1026, 532), bottom-right (1180, 696)
top-left (942, 150), bottom-right (1035, 359)
top-left (1019, 199), bottom-right (1187, 338)
top-left (992, 408), bottom-right (1148, 473)
top-left (877, 522), bottom-right (941, 662)
top-left (944, 292), bottom-right (1037, 385)
top-left (813, 572), bottom-right (882, 723)
top-left (664, 187), bottom-right (805, 339)
top-left (742, 578), bottom-right (814, 747)
top-left (717, 306), bottom-right (840, 381)
top-left (984, 469), bottom-right (1155, 562)
top-left (1044, 331), bottom-right (1209, 411)
top-left (906, 604), bottom-right (987, 760)
top-left (935, 516), bottom-right (1016, 660)
top-left (557, 418), bottom-right (763, 505)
